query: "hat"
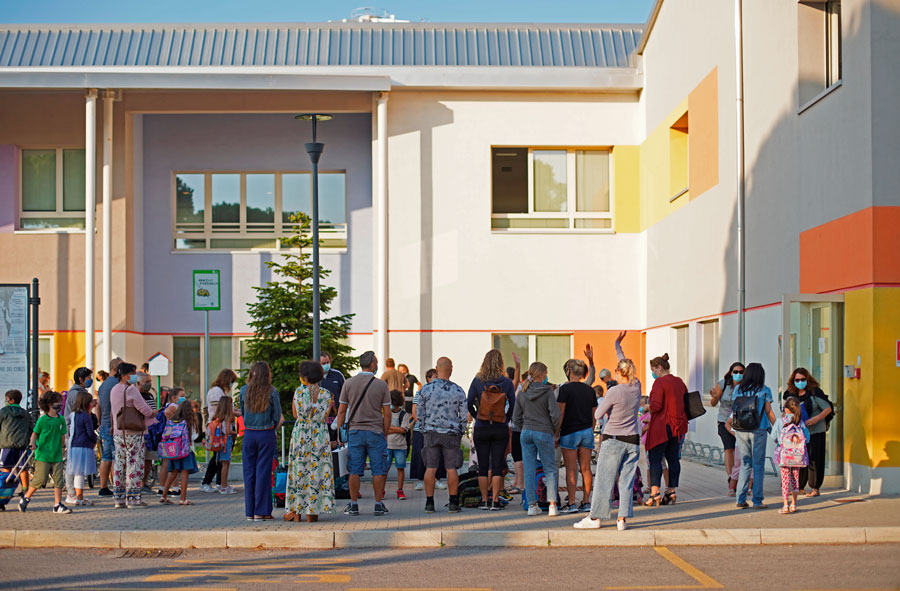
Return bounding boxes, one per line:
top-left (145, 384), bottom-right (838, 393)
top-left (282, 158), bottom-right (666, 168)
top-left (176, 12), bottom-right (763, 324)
top-left (598, 368), bottom-right (611, 380)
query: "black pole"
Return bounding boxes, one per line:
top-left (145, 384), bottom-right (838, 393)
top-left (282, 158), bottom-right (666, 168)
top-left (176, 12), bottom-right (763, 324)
top-left (305, 122), bottom-right (324, 363)
top-left (30, 277), bottom-right (39, 414)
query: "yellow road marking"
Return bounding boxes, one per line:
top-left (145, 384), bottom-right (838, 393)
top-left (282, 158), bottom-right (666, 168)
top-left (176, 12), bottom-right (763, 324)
top-left (654, 547), bottom-right (723, 589)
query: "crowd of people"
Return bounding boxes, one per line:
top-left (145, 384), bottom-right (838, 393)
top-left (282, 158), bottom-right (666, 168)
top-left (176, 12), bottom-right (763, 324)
top-left (0, 334), bottom-right (834, 528)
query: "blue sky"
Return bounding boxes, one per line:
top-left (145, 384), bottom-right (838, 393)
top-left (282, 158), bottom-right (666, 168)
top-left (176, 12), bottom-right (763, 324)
top-left (0, 0), bottom-right (655, 24)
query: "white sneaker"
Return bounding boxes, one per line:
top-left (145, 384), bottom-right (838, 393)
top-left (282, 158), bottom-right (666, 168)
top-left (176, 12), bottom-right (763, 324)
top-left (415, 481), bottom-right (424, 491)
top-left (64, 496), bottom-right (78, 505)
top-left (573, 515), bottom-right (601, 529)
top-left (219, 486), bottom-right (236, 495)
top-left (617, 519), bottom-right (628, 531)
top-left (548, 503), bottom-right (559, 517)
top-left (199, 484), bottom-right (215, 493)
top-left (435, 480), bottom-right (447, 490)
top-left (527, 503), bottom-right (541, 516)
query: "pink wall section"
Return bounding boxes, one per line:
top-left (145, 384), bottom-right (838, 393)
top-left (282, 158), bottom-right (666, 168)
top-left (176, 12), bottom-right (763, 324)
top-left (0, 145), bottom-right (18, 233)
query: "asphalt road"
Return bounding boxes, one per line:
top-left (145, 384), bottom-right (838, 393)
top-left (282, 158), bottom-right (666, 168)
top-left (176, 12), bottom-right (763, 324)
top-left (0, 545), bottom-right (898, 591)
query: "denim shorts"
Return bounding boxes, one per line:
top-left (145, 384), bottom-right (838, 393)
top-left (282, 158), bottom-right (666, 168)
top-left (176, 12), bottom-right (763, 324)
top-left (559, 427), bottom-right (595, 450)
top-left (348, 429), bottom-right (388, 476)
top-left (386, 448), bottom-right (407, 469)
top-left (99, 425), bottom-right (115, 462)
top-left (216, 436), bottom-right (234, 463)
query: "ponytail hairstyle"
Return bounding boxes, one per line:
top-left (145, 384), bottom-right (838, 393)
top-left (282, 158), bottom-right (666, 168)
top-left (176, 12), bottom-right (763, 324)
top-left (649, 353), bottom-right (670, 372)
top-left (520, 362), bottom-right (548, 393)
top-left (616, 357), bottom-right (638, 385)
top-left (783, 396), bottom-right (802, 424)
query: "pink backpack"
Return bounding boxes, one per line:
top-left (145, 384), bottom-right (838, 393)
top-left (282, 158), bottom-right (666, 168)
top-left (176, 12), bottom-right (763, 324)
top-left (157, 421), bottom-right (190, 460)
top-left (775, 422), bottom-right (808, 467)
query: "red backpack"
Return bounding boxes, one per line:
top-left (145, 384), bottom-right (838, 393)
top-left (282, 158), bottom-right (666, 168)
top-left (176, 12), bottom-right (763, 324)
top-left (207, 419), bottom-right (227, 452)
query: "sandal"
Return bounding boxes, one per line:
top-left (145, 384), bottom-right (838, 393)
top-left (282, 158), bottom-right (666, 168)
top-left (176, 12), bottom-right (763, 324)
top-left (662, 491), bottom-right (677, 505)
top-left (507, 487), bottom-right (523, 495)
top-left (806, 490), bottom-right (820, 497)
top-left (179, 500), bottom-right (194, 505)
top-left (789, 504), bottom-right (797, 513)
top-left (643, 494), bottom-right (662, 507)
top-left (283, 511), bottom-right (298, 522)
top-left (159, 498), bottom-right (174, 505)
top-left (779, 507), bottom-right (791, 514)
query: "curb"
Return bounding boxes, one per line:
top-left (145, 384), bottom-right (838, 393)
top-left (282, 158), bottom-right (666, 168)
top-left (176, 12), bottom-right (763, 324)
top-left (1, 527), bottom-right (898, 549)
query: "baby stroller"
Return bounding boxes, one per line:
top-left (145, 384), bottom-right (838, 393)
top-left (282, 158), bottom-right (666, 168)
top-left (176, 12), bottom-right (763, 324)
top-left (0, 449), bottom-right (32, 511)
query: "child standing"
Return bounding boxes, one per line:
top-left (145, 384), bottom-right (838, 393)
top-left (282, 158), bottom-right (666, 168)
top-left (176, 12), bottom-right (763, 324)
top-left (0, 389), bottom-right (34, 494)
top-left (160, 400), bottom-right (199, 505)
top-left (20, 391), bottom-right (70, 513)
top-left (386, 390), bottom-right (410, 499)
top-left (208, 397), bottom-right (236, 494)
top-left (66, 391), bottom-right (98, 505)
top-left (777, 397), bottom-right (810, 514)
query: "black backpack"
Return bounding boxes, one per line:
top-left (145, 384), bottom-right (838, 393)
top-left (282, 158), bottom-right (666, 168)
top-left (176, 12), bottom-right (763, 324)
top-left (804, 390), bottom-right (835, 431)
top-left (732, 391), bottom-right (762, 432)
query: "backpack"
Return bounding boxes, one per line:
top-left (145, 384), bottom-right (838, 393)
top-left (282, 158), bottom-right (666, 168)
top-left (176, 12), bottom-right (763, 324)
top-left (476, 384), bottom-right (507, 423)
top-left (145, 409), bottom-right (168, 452)
top-left (157, 421), bottom-right (191, 460)
top-left (732, 391), bottom-right (762, 432)
top-left (207, 419), bottom-right (227, 452)
top-left (334, 475), bottom-right (351, 499)
top-left (804, 390), bottom-right (836, 431)
top-left (775, 422), bottom-right (809, 467)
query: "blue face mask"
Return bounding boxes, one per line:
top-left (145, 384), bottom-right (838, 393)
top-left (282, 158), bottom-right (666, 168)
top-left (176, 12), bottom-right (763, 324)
top-left (794, 379), bottom-right (807, 390)
top-left (542, 376), bottom-right (549, 385)
top-left (651, 370), bottom-right (659, 380)
top-left (128, 374), bottom-right (139, 384)
top-left (322, 363), bottom-right (331, 373)
top-left (732, 372), bottom-right (743, 383)
top-left (84, 378), bottom-right (94, 389)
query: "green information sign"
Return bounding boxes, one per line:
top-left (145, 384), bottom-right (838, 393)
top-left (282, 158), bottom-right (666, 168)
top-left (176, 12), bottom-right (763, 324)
top-left (193, 270), bottom-right (221, 311)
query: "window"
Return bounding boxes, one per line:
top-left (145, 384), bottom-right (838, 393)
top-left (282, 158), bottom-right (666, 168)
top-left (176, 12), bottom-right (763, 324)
top-left (173, 171), bottom-right (347, 251)
top-left (38, 335), bottom-right (53, 381)
top-left (669, 113), bottom-right (689, 201)
top-left (674, 325), bottom-right (690, 384)
top-left (491, 148), bottom-right (612, 231)
top-left (173, 337), bottom-right (201, 401)
top-left (798, 0), bottom-right (842, 109)
top-left (19, 148), bottom-right (86, 230)
top-left (492, 333), bottom-right (571, 384)
top-left (701, 320), bottom-right (719, 394)
top-left (209, 336), bottom-right (233, 383)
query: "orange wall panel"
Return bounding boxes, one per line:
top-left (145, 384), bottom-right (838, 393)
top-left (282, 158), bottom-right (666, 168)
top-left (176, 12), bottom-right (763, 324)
top-left (799, 206), bottom-right (900, 293)
top-left (573, 331), bottom-right (645, 384)
top-left (687, 68), bottom-right (719, 200)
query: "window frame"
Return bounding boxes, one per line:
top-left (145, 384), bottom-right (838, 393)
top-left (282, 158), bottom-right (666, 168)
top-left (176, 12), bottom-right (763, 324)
top-left (17, 146), bottom-right (87, 233)
top-left (491, 147), bottom-right (615, 234)
top-left (797, 0), bottom-right (843, 114)
top-left (491, 332), bottom-right (574, 384)
top-left (171, 170), bottom-right (349, 252)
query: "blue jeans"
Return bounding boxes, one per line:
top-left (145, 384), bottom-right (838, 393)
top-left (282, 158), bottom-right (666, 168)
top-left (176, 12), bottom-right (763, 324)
top-left (242, 428), bottom-right (276, 518)
top-left (589, 438), bottom-right (639, 520)
top-left (521, 429), bottom-right (557, 506)
top-left (735, 429), bottom-right (768, 506)
top-left (348, 429), bottom-right (388, 476)
top-left (99, 425), bottom-right (115, 462)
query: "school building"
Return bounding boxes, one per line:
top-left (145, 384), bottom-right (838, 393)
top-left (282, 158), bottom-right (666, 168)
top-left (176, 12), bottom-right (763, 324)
top-left (1, 0), bottom-right (898, 493)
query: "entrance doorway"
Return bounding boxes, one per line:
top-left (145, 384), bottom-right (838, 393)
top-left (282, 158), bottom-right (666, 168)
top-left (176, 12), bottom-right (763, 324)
top-left (781, 295), bottom-right (844, 486)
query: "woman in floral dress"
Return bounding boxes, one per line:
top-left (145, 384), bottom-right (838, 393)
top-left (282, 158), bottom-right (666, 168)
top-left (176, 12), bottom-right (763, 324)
top-left (284, 360), bottom-right (335, 522)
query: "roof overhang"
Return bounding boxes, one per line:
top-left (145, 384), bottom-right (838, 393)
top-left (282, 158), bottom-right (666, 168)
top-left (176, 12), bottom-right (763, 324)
top-left (0, 66), bottom-right (642, 92)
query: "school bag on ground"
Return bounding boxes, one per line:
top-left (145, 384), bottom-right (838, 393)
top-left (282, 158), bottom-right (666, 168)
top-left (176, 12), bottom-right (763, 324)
top-left (157, 421), bottom-right (191, 460)
top-left (334, 475), bottom-right (351, 499)
top-left (271, 459), bottom-right (287, 508)
top-left (775, 422), bottom-right (809, 467)
top-left (207, 419), bottom-right (227, 452)
top-left (476, 384), bottom-right (507, 423)
top-left (732, 391), bottom-right (762, 432)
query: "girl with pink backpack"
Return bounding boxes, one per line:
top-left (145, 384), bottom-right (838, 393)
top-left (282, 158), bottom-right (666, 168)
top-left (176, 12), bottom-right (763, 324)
top-left (158, 401), bottom-right (199, 506)
top-left (776, 397), bottom-right (810, 514)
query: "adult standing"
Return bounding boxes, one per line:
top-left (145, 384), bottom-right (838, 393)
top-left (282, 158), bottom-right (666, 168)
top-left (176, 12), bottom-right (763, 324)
top-left (110, 362), bottom-right (157, 508)
top-left (709, 362), bottom-right (746, 495)
top-left (467, 349), bottom-right (516, 510)
top-left (644, 353), bottom-right (688, 507)
top-left (783, 368), bottom-right (832, 497)
top-left (96, 357), bottom-right (122, 497)
top-left (381, 364), bottom-right (408, 399)
top-left (398, 363), bottom-right (420, 413)
top-left (557, 359), bottom-right (598, 513)
top-left (64, 367), bottom-right (93, 505)
top-left (411, 369), bottom-right (447, 491)
top-left (320, 352), bottom-right (345, 427)
top-left (418, 357), bottom-right (468, 513)
top-left (574, 356), bottom-right (642, 530)
top-left (512, 362), bottom-right (561, 517)
top-left (200, 369), bottom-right (238, 493)
top-left (733, 362), bottom-right (777, 509)
top-left (284, 361), bottom-right (334, 522)
top-left (336, 351), bottom-right (392, 517)
top-left (240, 361), bottom-right (284, 521)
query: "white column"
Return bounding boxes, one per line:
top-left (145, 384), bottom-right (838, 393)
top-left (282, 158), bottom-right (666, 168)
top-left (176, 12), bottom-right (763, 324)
top-left (101, 90), bottom-right (114, 371)
top-left (375, 92), bottom-right (389, 361)
top-left (84, 89), bottom-right (97, 374)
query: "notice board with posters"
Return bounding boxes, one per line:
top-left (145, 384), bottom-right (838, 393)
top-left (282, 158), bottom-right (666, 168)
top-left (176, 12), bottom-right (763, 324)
top-left (0, 285), bottom-right (29, 402)
top-left (193, 270), bottom-right (221, 311)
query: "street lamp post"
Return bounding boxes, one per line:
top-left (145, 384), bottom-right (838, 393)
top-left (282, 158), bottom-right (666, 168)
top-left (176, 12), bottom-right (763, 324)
top-left (295, 113), bottom-right (332, 363)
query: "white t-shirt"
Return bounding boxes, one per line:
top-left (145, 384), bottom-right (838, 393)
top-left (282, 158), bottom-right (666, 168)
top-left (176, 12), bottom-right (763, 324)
top-left (207, 386), bottom-right (226, 417)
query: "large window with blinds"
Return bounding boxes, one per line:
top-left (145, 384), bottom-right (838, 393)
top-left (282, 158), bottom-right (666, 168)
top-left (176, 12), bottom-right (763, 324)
top-left (173, 171), bottom-right (347, 251)
top-left (19, 148), bottom-right (86, 230)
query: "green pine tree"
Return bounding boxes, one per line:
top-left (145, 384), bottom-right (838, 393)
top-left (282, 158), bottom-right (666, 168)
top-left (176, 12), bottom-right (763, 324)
top-left (241, 212), bottom-right (355, 412)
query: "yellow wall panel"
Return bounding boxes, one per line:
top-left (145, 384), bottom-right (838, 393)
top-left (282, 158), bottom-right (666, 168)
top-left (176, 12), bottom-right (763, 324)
top-left (872, 288), bottom-right (900, 468)
top-left (640, 97), bottom-right (690, 230)
top-left (613, 145), bottom-right (641, 233)
top-left (51, 331), bottom-right (86, 393)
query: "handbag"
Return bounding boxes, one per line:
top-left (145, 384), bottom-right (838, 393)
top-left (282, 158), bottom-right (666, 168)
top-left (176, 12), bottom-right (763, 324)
top-left (338, 376), bottom-right (377, 443)
top-left (684, 390), bottom-right (706, 420)
top-left (116, 385), bottom-right (146, 432)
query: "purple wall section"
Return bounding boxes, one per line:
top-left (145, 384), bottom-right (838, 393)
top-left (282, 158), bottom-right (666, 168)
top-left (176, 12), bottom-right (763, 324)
top-left (0, 145), bottom-right (18, 233)
top-left (141, 113), bottom-right (373, 335)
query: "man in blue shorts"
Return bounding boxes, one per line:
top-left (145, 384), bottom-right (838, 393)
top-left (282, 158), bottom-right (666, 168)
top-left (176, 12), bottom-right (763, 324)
top-left (96, 357), bottom-right (122, 497)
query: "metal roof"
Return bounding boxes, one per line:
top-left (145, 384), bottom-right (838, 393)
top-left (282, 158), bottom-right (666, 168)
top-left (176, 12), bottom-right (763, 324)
top-left (0, 23), bottom-right (642, 69)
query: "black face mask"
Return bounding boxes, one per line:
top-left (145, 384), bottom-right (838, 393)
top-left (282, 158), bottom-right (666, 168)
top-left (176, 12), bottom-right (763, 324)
top-left (139, 383), bottom-right (152, 393)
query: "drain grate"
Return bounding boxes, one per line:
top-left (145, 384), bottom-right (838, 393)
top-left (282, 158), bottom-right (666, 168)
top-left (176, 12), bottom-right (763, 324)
top-left (120, 549), bottom-right (183, 559)
top-left (832, 498), bottom-right (868, 504)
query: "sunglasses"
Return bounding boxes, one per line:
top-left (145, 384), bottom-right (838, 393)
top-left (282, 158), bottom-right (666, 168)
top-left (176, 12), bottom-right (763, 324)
top-left (794, 379), bottom-right (806, 383)
top-left (732, 370), bottom-right (743, 375)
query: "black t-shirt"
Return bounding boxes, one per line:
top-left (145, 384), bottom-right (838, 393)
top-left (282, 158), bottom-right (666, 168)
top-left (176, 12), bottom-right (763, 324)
top-left (558, 382), bottom-right (599, 436)
top-left (404, 375), bottom-right (419, 399)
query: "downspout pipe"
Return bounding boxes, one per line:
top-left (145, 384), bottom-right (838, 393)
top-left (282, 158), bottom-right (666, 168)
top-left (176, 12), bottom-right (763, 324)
top-left (734, 0), bottom-right (746, 362)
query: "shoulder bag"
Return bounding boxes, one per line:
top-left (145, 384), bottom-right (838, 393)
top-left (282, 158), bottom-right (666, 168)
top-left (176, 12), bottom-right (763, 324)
top-left (338, 376), bottom-right (377, 443)
top-left (116, 385), bottom-right (146, 432)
